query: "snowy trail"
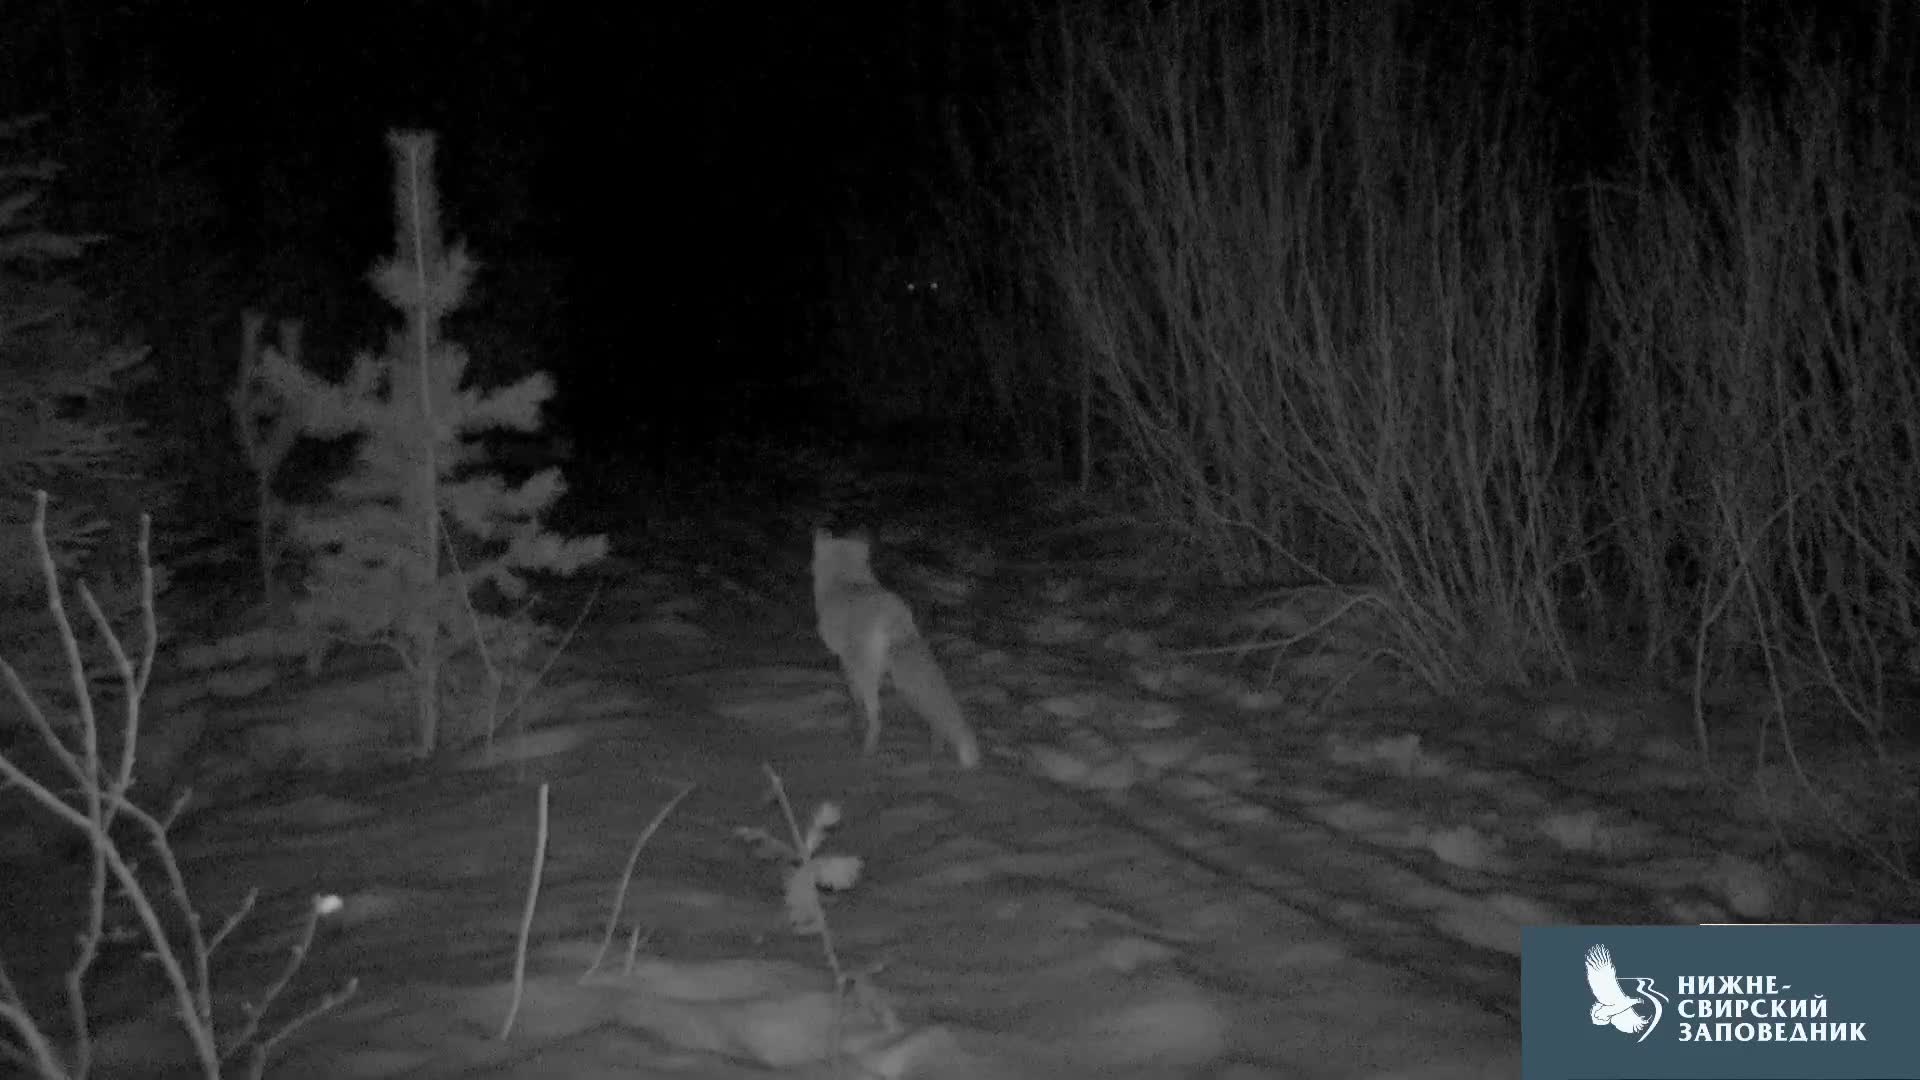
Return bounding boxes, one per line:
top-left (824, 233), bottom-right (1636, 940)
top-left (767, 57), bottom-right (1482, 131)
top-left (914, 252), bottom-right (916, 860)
top-left (1038, 757), bottom-right (1529, 1021)
top-left (21, 490), bottom-right (1827, 1079)
top-left (946, 587), bottom-right (1539, 1034)
top-left (664, 519), bottom-right (1538, 1074)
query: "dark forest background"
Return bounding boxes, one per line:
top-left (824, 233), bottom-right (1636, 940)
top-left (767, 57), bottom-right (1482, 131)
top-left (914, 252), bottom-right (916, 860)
top-left (2, 0), bottom-right (1917, 770)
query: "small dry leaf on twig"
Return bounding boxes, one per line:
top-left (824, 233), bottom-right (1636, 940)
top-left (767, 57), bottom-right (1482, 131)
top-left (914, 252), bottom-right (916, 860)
top-left (734, 793), bottom-right (863, 937)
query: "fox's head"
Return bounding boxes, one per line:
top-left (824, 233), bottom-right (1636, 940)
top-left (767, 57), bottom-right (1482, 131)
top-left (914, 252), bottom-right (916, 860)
top-left (813, 529), bottom-right (878, 585)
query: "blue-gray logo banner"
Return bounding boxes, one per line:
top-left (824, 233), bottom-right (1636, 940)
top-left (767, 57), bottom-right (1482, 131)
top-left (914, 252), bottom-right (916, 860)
top-left (1523, 925), bottom-right (1919, 1078)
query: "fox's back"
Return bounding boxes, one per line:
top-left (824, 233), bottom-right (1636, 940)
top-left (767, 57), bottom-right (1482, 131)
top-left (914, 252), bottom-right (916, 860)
top-left (815, 579), bottom-right (915, 655)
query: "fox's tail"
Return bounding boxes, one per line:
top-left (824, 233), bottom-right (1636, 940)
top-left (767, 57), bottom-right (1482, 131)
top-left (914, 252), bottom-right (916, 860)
top-left (888, 635), bottom-right (981, 770)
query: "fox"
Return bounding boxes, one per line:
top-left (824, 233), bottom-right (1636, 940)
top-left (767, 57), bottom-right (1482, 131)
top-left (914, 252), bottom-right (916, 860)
top-left (811, 529), bottom-right (981, 770)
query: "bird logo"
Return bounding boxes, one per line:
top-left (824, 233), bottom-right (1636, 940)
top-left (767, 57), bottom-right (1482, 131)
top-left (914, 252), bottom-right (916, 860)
top-left (1585, 944), bottom-right (1668, 1042)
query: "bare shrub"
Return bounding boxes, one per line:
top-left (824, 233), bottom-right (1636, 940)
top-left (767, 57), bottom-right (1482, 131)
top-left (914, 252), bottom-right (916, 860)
top-left (1031, 1), bottom-right (1575, 691)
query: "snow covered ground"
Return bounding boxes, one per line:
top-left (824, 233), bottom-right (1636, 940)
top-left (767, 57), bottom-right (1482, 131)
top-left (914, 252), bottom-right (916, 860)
top-left (0, 462), bottom-right (1886, 1079)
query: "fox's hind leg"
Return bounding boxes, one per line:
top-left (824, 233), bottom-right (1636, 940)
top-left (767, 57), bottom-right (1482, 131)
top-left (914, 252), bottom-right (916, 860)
top-left (853, 634), bottom-right (892, 756)
top-left (832, 655), bottom-right (869, 737)
top-left (835, 641), bottom-right (887, 756)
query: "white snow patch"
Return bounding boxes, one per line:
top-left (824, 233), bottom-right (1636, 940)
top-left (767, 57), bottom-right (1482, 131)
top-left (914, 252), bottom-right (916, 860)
top-left (1428, 825), bottom-right (1499, 871)
top-left (1435, 891), bottom-right (1565, 955)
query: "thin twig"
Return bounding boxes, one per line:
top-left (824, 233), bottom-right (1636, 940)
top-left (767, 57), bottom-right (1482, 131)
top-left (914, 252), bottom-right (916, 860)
top-left (243, 975), bottom-right (359, 1080)
top-left (499, 782), bottom-right (550, 1040)
top-left (206, 887), bottom-right (261, 956)
top-left (0, 655), bottom-right (85, 787)
top-left (496, 584), bottom-right (601, 750)
top-left (0, 998), bottom-right (65, 1078)
top-left (623, 925), bottom-right (648, 976)
top-left (583, 782), bottom-right (694, 979)
top-left (218, 893), bottom-right (337, 1062)
top-left (436, 504), bottom-right (500, 755)
top-left (35, 494), bottom-right (113, 1080)
top-left (85, 510), bottom-right (157, 813)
